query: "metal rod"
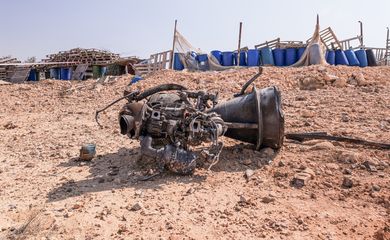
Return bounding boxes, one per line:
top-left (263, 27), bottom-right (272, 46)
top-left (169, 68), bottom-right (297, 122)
top-left (237, 22), bottom-right (243, 66)
top-left (169, 20), bottom-right (178, 69)
top-left (285, 132), bottom-right (390, 150)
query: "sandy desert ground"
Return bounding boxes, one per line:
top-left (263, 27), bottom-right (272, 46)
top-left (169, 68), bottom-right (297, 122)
top-left (0, 66), bottom-right (389, 240)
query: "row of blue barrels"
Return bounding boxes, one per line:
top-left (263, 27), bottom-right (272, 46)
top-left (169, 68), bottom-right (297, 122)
top-left (211, 48), bottom-right (306, 67)
top-left (325, 49), bottom-right (376, 67)
top-left (173, 48), bottom-right (376, 71)
top-left (271, 47), bottom-right (306, 66)
top-left (174, 48), bottom-right (306, 70)
top-left (210, 48), bottom-right (277, 67)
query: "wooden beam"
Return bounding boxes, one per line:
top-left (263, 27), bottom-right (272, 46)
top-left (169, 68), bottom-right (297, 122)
top-left (169, 20), bottom-right (178, 69)
top-left (237, 22), bottom-right (243, 66)
top-left (358, 21), bottom-right (364, 46)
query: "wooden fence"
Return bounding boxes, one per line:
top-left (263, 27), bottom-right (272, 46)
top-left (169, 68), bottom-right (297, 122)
top-left (133, 50), bottom-right (172, 76)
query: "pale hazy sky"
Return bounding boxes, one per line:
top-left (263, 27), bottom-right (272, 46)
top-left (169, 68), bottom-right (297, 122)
top-left (1, 0), bottom-right (389, 61)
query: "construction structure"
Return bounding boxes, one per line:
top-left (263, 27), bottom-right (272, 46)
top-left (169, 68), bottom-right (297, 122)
top-left (0, 56), bottom-right (21, 81)
top-left (0, 48), bottom-right (142, 83)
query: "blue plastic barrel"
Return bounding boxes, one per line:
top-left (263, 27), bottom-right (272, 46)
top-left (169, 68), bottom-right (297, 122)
top-left (49, 68), bottom-right (56, 79)
top-left (100, 66), bottom-right (107, 76)
top-left (355, 49), bottom-right (368, 67)
top-left (197, 54), bottom-right (208, 62)
top-left (297, 47), bottom-right (306, 59)
top-left (335, 50), bottom-right (349, 65)
top-left (211, 50), bottom-right (223, 65)
top-left (197, 54), bottom-right (209, 71)
top-left (272, 48), bottom-right (285, 66)
top-left (28, 69), bottom-right (37, 81)
top-left (285, 48), bottom-right (298, 66)
top-left (326, 50), bottom-right (336, 65)
top-left (247, 49), bottom-right (260, 66)
top-left (233, 51), bottom-right (246, 66)
top-left (173, 53), bottom-right (184, 70)
top-left (222, 51), bottom-right (234, 66)
top-left (344, 50), bottom-right (360, 66)
top-left (260, 47), bottom-right (275, 66)
top-left (49, 68), bottom-right (59, 79)
top-left (365, 49), bottom-right (377, 66)
top-left (60, 68), bottom-right (72, 80)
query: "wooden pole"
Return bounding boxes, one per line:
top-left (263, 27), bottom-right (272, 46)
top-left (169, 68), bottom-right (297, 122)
top-left (169, 20), bottom-right (178, 69)
top-left (237, 22), bottom-right (243, 66)
top-left (358, 21), bottom-right (363, 46)
top-left (386, 27), bottom-right (389, 65)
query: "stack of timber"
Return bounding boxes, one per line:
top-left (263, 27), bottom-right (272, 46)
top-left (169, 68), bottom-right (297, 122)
top-left (42, 48), bottom-right (120, 65)
top-left (0, 56), bottom-right (21, 64)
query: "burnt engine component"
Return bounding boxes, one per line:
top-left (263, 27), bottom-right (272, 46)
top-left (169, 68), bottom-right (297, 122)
top-left (117, 84), bottom-right (284, 174)
top-left (210, 86), bottom-right (284, 150)
top-left (95, 70), bottom-right (284, 175)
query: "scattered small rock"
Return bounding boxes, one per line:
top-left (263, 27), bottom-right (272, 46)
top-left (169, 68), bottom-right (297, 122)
top-left (301, 110), bottom-right (315, 118)
top-left (333, 77), bottom-right (347, 88)
top-left (342, 168), bottom-right (352, 175)
top-left (292, 173), bottom-right (311, 188)
top-left (299, 77), bottom-right (325, 90)
top-left (295, 96), bottom-right (307, 101)
top-left (372, 185), bottom-right (381, 192)
top-left (337, 151), bottom-right (360, 164)
top-left (274, 170), bottom-right (288, 178)
top-left (362, 160), bottom-right (378, 172)
top-left (309, 141), bottom-right (334, 150)
top-left (342, 177), bottom-right (353, 188)
top-left (238, 195), bottom-right (252, 206)
top-left (4, 122), bottom-right (17, 130)
top-left (324, 74), bottom-right (339, 82)
top-left (261, 196), bottom-right (275, 204)
top-left (24, 163), bottom-right (35, 168)
top-left (72, 203), bottom-right (83, 210)
top-left (325, 163), bottom-right (339, 170)
top-left (341, 113), bottom-right (350, 122)
top-left (244, 169), bottom-right (255, 181)
top-left (186, 188), bottom-right (195, 195)
top-left (348, 72), bottom-right (367, 86)
top-left (129, 202), bottom-right (143, 211)
top-left (135, 190), bottom-right (143, 197)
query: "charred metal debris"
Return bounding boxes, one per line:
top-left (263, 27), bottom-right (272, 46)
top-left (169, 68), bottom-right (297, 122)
top-left (96, 67), bottom-right (285, 174)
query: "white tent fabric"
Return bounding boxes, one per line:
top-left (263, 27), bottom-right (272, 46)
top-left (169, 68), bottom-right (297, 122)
top-left (292, 15), bottom-right (328, 67)
top-left (174, 30), bottom-right (238, 71)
